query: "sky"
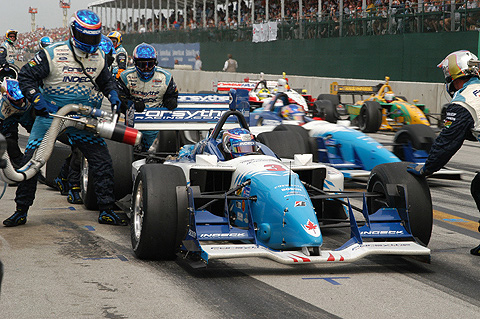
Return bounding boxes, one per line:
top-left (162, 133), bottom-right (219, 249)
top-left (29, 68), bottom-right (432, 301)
top-left (0, 0), bottom-right (95, 34)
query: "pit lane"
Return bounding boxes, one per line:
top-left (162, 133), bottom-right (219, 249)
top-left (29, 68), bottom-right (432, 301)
top-left (1, 128), bottom-right (479, 318)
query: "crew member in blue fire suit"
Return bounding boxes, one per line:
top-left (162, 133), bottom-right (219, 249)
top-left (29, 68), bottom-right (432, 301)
top-left (3, 9), bottom-right (127, 227)
top-left (117, 42), bottom-right (178, 152)
top-left (407, 50), bottom-right (480, 255)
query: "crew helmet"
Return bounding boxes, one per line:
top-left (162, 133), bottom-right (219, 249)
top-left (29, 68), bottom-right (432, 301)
top-left (99, 34), bottom-right (116, 55)
top-left (384, 91), bottom-right (395, 102)
top-left (1, 78), bottom-right (26, 110)
top-left (40, 36), bottom-right (53, 48)
top-left (133, 43), bottom-right (157, 81)
top-left (222, 128), bottom-right (258, 158)
top-left (437, 50), bottom-right (480, 96)
top-left (107, 31), bottom-right (122, 48)
top-left (5, 29), bottom-right (18, 44)
top-left (69, 9), bottom-right (102, 54)
top-left (281, 104), bottom-right (306, 122)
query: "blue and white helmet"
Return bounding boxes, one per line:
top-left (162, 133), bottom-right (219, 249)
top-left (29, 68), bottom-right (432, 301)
top-left (133, 43), bottom-right (158, 81)
top-left (222, 128), bottom-right (258, 158)
top-left (40, 36), bottom-right (53, 48)
top-left (69, 9), bottom-right (102, 54)
top-left (1, 78), bottom-right (26, 110)
top-left (98, 34), bottom-right (116, 55)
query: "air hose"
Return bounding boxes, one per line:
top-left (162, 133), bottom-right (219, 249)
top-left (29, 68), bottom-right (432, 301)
top-left (0, 104), bottom-right (142, 183)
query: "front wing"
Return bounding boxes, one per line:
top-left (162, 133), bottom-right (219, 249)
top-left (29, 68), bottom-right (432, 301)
top-left (200, 241), bottom-right (430, 264)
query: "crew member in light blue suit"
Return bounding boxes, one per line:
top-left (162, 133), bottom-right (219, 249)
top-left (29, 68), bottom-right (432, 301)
top-left (118, 43), bottom-right (178, 152)
top-left (3, 9), bottom-right (127, 227)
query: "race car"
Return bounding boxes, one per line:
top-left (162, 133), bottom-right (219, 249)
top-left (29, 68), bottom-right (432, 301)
top-left (214, 72), bottom-right (314, 111)
top-left (318, 76), bottom-right (431, 133)
top-left (126, 89), bottom-right (432, 265)
top-left (250, 92), bottom-right (462, 179)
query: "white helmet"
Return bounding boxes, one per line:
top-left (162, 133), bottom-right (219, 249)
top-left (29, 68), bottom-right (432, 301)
top-left (384, 91), bottom-right (395, 102)
top-left (437, 50), bottom-right (480, 96)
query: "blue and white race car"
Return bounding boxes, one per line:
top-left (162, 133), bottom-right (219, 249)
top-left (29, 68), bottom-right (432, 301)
top-left (127, 89), bottom-right (432, 265)
top-left (250, 92), bottom-right (462, 179)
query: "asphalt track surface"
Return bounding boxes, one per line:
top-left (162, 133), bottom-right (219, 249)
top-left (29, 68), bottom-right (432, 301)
top-left (1, 129), bottom-right (480, 318)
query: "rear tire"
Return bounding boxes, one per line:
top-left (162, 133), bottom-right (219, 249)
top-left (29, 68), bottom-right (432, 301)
top-left (131, 164), bottom-right (188, 260)
top-left (358, 101), bottom-right (382, 133)
top-left (314, 99), bottom-right (339, 123)
top-left (367, 162), bottom-right (433, 246)
top-left (393, 124), bottom-right (436, 161)
top-left (81, 141), bottom-right (134, 210)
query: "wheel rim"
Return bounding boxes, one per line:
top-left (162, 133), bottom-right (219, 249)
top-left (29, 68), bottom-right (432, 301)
top-left (81, 158), bottom-right (89, 193)
top-left (359, 108), bottom-right (367, 130)
top-left (133, 180), bottom-right (144, 241)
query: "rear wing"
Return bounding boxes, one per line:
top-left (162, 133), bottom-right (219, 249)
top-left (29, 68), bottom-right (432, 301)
top-left (214, 79), bottom-right (279, 93)
top-left (134, 90), bottom-right (250, 131)
top-left (330, 81), bottom-right (380, 96)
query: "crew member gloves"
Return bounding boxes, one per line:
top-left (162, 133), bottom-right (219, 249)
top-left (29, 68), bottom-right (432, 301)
top-left (108, 90), bottom-right (121, 114)
top-left (406, 163), bottom-right (427, 176)
top-left (33, 93), bottom-right (57, 118)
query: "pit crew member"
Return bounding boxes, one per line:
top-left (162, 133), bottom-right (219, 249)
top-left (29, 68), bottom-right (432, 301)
top-left (107, 31), bottom-right (128, 78)
top-left (0, 29), bottom-right (17, 67)
top-left (407, 50), bottom-right (480, 255)
top-left (0, 78), bottom-right (34, 168)
top-left (118, 42), bottom-right (178, 152)
top-left (3, 9), bottom-right (127, 227)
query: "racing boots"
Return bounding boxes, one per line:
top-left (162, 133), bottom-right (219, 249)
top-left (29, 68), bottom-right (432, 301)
top-left (98, 209), bottom-right (128, 226)
top-left (67, 185), bottom-right (83, 204)
top-left (54, 176), bottom-right (69, 195)
top-left (3, 206), bottom-right (28, 227)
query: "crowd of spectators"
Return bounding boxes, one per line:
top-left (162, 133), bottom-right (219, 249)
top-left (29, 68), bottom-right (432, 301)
top-left (9, 0), bottom-right (480, 54)
top-left (98, 0), bottom-right (480, 35)
top-left (14, 27), bottom-right (68, 58)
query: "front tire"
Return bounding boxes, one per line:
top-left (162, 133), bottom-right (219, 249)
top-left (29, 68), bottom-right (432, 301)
top-left (358, 101), bottom-right (382, 133)
top-left (367, 162), bottom-right (433, 246)
top-left (131, 164), bottom-right (188, 260)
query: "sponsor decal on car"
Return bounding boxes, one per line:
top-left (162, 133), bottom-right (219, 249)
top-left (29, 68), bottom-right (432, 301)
top-left (302, 219), bottom-right (320, 237)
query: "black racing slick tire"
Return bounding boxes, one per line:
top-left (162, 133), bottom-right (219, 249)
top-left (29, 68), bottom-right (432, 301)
top-left (393, 124), bottom-right (436, 161)
top-left (358, 101), bottom-right (382, 133)
top-left (314, 99), bottom-right (339, 123)
top-left (367, 162), bottom-right (433, 246)
top-left (317, 94), bottom-right (340, 108)
top-left (131, 164), bottom-right (188, 260)
top-left (80, 141), bottom-right (134, 210)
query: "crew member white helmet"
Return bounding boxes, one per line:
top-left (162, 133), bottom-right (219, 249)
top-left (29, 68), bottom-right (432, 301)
top-left (437, 50), bottom-right (480, 96)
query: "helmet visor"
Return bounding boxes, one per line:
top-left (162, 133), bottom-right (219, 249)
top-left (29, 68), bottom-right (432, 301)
top-left (72, 27), bottom-right (101, 46)
top-left (135, 59), bottom-right (156, 73)
top-left (231, 141), bottom-right (257, 154)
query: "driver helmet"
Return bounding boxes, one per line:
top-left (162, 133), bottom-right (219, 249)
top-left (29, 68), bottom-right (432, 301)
top-left (281, 104), bottom-right (306, 123)
top-left (222, 128), bottom-right (258, 158)
top-left (40, 36), bottom-right (53, 48)
top-left (437, 50), bottom-right (480, 97)
top-left (384, 91), bottom-right (395, 102)
top-left (107, 31), bottom-right (122, 49)
top-left (1, 78), bottom-right (26, 110)
top-left (258, 88), bottom-right (271, 100)
top-left (133, 43), bottom-right (157, 81)
top-left (5, 29), bottom-right (17, 44)
top-left (69, 9), bottom-right (102, 54)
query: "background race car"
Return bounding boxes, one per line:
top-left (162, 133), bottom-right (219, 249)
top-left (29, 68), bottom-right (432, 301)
top-left (317, 76), bottom-right (431, 133)
top-left (249, 92), bottom-right (463, 179)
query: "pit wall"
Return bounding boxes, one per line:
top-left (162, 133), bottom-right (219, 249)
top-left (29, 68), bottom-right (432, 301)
top-left (169, 69), bottom-right (450, 115)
